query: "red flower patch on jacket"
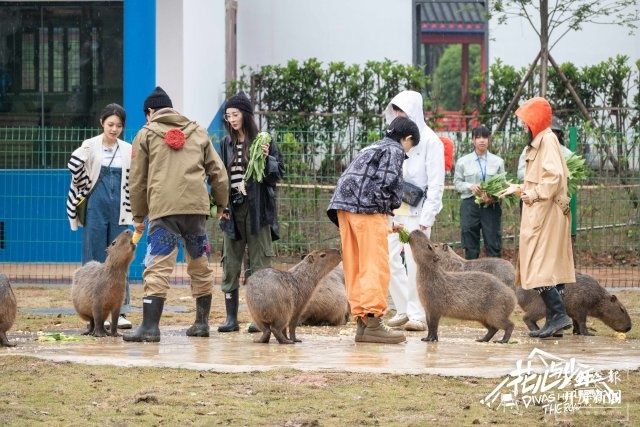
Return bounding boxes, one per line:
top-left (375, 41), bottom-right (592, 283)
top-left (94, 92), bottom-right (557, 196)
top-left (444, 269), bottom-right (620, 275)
top-left (164, 128), bottom-right (186, 150)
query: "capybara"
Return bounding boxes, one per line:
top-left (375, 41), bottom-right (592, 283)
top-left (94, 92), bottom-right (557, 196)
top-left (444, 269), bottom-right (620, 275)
top-left (246, 249), bottom-right (342, 344)
top-left (408, 231), bottom-right (516, 343)
top-left (433, 242), bottom-right (515, 288)
top-left (299, 264), bottom-right (349, 326)
top-left (71, 230), bottom-right (136, 337)
top-left (517, 272), bottom-right (632, 335)
top-left (0, 274), bottom-right (17, 347)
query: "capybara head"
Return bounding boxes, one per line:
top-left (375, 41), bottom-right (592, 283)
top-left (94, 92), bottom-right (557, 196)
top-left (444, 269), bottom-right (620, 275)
top-left (106, 229), bottom-right (136, 267)
top-left (432, 242), bottom-right (455, 259)
top-left (597, 294), bottom-right (632, 333)
top-left (408, 230), bottom-right (439, 264)
top-left (301, 249), bottom-right (342, 279)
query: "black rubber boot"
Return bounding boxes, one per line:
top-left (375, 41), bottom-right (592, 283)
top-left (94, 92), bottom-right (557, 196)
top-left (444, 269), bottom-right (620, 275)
top-left (536, 287), bottom-right (572, 339)
top-left (123, 296), bottom-right (165, 342)
top-left (530, 285), bottom-right (567, 338)
top-left (529, 304), bottom-right (563, 338)
top-left (186, 294), bottom-right (211, 337)
top-left (217, 289), bottom-right (239, 332)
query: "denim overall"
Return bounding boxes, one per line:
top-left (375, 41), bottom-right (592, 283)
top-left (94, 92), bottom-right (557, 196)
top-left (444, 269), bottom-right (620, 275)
top-left (82, 164), bottom-right (130, 310)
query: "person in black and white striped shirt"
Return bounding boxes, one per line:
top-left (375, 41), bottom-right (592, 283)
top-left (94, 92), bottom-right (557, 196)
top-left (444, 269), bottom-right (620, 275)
top-left (217, 92), bottom-right (285, 334)
top-left (66, 103), bottom-right (134, 329)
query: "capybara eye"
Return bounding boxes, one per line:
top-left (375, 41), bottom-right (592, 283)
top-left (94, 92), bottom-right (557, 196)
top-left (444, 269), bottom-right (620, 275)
top-left (320, 253), bottom-right (326, 258)
top-left (110, 241), bottom-right (116, 246)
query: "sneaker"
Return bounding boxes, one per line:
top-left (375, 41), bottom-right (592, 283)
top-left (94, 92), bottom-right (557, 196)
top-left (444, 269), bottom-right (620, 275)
top-left (387, 313), bottom-right (409, 327)
top-left (404, 319), bottom-right (426, 331)
top-left (104, 315), bottom-right (132, 330)
top-left (359, 316), bottom-right (406, 344)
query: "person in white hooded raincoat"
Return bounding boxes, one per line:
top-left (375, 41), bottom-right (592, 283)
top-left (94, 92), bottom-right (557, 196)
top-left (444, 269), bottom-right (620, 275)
top-left (384, 91), bottom-right (445, 331)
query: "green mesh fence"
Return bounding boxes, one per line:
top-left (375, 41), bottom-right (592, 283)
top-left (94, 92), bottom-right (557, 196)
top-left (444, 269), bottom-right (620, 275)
top-left (0, 126), bottom-right (638, 287)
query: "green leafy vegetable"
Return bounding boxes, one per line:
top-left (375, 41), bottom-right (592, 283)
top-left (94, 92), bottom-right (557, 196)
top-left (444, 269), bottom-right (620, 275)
top-left (398, 228), bottom-right (410, 244)
top-left (244, 132), bottom-right (271, 184)
top-left (565, 154), bottom-right (586, 195)
top-left (474, 172), bottom-right (518, 209)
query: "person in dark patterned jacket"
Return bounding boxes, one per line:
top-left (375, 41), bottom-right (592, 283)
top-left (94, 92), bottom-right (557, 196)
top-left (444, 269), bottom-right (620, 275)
top-left (327, 116), bottom-right (420, 344)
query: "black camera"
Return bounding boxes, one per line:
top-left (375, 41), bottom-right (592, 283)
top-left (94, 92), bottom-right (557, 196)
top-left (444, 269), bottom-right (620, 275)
top-left (230, 191), bottom-right (245, 207)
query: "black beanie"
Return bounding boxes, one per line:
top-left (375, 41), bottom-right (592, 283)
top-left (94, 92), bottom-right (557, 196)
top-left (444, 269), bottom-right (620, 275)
top-left (225, 92), bottom-right (253, 114)
top-left (143, 86), bottom-right (173, 111)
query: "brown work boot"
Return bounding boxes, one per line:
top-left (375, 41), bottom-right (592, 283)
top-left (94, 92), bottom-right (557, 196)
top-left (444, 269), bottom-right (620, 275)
top-left (354, 317), bottom-right (367, 342)
top-left (359, 316), bottom-right (406, 344)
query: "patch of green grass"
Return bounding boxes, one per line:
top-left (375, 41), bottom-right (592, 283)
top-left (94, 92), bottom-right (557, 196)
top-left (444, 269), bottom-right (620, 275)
top-left (1, 356), bottom-right (639, 426)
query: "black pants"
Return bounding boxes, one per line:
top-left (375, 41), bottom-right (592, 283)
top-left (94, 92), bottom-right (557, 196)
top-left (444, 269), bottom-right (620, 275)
top-left (460, 197), bottom-right (502, 259)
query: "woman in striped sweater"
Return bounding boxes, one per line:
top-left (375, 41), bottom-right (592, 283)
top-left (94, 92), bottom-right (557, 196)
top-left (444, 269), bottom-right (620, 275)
top-left (217, 92), bottom-right (284, 333)
top-left (66, 103), bottom-right (134, 328)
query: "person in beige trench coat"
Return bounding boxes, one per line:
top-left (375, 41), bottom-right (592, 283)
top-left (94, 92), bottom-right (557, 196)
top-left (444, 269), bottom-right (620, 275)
top-left (499, 97), bottom-right (575, 339)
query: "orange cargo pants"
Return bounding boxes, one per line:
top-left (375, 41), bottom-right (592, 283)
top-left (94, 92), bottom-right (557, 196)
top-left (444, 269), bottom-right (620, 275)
top-left (336, 210), bottom-right (390, 319)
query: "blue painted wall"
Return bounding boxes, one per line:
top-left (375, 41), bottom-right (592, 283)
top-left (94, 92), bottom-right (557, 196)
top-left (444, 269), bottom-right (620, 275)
top-left (0, 170), bottom-right (158, 280)
top-left (123, 0), bottom-right (156, 140)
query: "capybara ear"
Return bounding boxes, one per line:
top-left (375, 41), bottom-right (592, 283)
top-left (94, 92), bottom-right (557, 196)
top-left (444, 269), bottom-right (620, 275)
top-left (443, 243), bottom-right (449, 250)
top-left (610, 295), bottom-right (618, 302)
top-left (427, 243), bottom-right (434, 251)
top-left (307, 254), bottom-right (315, 264)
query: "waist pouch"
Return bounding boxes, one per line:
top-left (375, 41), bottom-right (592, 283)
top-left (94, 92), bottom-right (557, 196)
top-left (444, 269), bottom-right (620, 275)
top-left (402, 182), bottom-right (426, 207)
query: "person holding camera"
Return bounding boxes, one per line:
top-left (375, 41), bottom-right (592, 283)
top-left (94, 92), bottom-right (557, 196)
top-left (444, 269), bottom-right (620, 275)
top-left (217, 92), bottom-right (285, 333)
top-left (382, 91), bottom-right (445, 332)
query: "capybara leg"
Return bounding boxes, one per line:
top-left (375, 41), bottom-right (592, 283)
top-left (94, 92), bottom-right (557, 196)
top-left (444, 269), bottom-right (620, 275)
top-left (496, 322), bottom-right (514, 344)
top-left (91, 306), bottom-right (107, 337)
top-left (109, 308), bottom-right (121, 337)
top-left (82, 319), bottom-right (95, 336)
top-left (477, 326), bottom-right (498, 342)
top-left (577, 316), bottom-right (593, 336)
top-left (422, 315), bottom-right (440, 342)
top-left (572, 319), bottom-right (580, 335)
top-left (272, 328), bottom-right (294, 344)
top-left (288, 320), bottom-right (301, 343)
top-left (523, 315), bottom-right (539, 331)
top-left (254, 327), bottom-right (272, 344)
top-left (0, 331), bottom-right (15, 347)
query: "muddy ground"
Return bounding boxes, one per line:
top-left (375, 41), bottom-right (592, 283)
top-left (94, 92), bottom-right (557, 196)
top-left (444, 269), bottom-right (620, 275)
top-left (1, 284), bottom-right (640, 425)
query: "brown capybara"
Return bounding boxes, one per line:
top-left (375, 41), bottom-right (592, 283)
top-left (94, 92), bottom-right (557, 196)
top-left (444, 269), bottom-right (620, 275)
top-left (517, 272), bottom-right (632, 335)
top-left (71, 230), bottom-right (136, 337)
top-left (433, 242), bottom-right (515, 288)
top-left (0, 274), bottom-right (17, 347)
top-left (299, 264), bottom-right (349, 326)
top-left (246, 249), bottom-right (342, 344)
top-left (408, 231), bottom-right (516, 343)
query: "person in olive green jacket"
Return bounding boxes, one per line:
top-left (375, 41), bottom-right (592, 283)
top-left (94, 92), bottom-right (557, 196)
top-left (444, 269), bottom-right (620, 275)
top-left (124, 86), bottom-right (229, 343)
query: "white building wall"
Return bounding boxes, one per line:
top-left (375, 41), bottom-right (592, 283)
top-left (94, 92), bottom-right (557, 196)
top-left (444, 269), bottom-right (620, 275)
top-left (156, 0), bottom-right (184, 110)
top-left (182, 0), bottom-right (226, 127)
top-left (489, 11), bottom-right (640, 68)
top-left (237, 0), bottom-right (413, 69)
top-left (157, 0), bottom-right (226, 128)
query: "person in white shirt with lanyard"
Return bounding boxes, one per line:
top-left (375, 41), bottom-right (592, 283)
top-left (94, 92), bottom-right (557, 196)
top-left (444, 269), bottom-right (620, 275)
top-left (384, 91), bottom-right (445, 331)
top-left (453, 125), bottom-right (505, 260)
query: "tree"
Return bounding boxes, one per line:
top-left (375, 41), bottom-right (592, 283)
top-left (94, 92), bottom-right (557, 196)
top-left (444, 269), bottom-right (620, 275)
top-left (492, 0), bottom-right (638, 129)
top-left (432, 45), bottom-right (481, 111)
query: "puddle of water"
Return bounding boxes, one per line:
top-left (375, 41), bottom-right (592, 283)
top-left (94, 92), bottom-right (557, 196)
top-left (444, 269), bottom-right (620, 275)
top-left (21, 305), bottom-right (189, 315)
top-left (2, 327), bottom-right (639, 377)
